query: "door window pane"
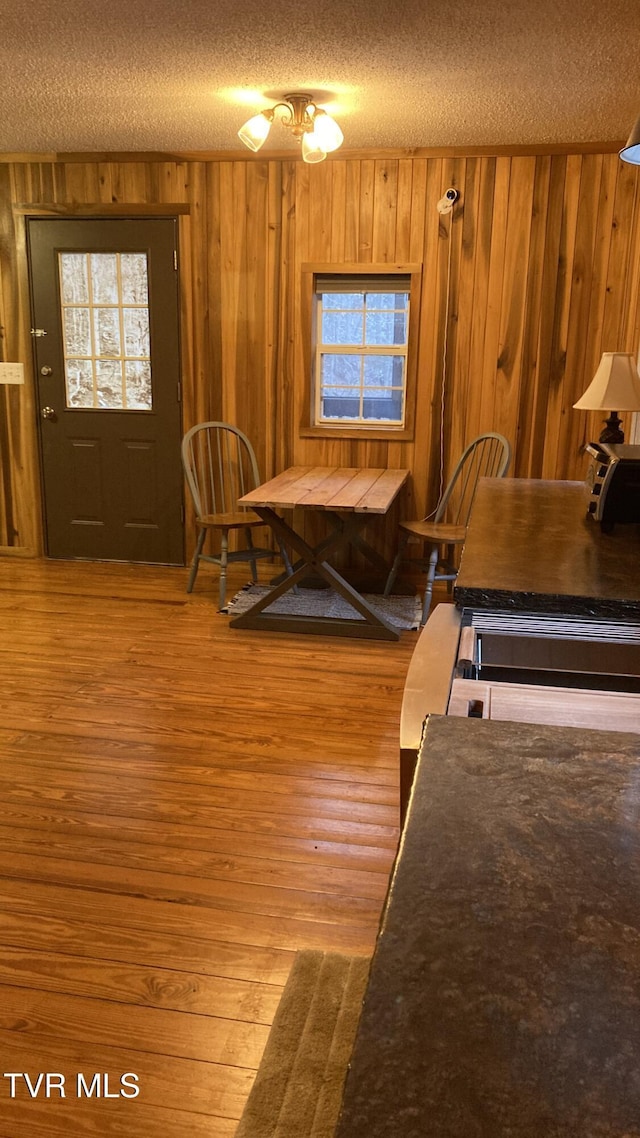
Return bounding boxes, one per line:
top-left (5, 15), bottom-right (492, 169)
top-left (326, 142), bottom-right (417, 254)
top-left (121, 254), bottom-right (149, 303)
top-left (90, 253), bottom-right (119, 303)
top-left (94, 308), bottom-right (121, 357)
top-left (58, 252), bottom-right (152, 410)
top-left (66, 359), bottom-right (95, 407)
top-left (123, 308), bottom-right (150, 357)
top-left (63, 308), bottom-right (91, 357)
top-left (96, 360), bottom-right (124, 408)
top-left (125, 360), bottom-right (152, 409)
top-left (59, 255), bottom-right (89, 304)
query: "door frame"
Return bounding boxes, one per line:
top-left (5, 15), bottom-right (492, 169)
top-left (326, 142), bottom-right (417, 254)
top-left (10, 203), bottom-right (191, 559)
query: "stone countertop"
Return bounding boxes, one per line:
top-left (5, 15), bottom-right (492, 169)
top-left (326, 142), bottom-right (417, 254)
top-left (454, 478), bottom-right (640, 619)
top-left (336, 715), bottom-right (640, 1138)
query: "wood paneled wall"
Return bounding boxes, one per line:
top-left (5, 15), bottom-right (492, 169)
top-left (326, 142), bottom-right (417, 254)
top-left (1, 149), bottom-right (639, 555)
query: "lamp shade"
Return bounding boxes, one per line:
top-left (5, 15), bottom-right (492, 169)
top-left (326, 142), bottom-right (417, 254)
top-left (312, 110), bottom-right (344, 153)
top-left (573, 352), bottom-right (640, 411)
top-left (301, 131), bottom-right (327, 164)
top-left (620, 114), bottom-right (640, 165)
top-left (237, 111), bottom-right (272, 152)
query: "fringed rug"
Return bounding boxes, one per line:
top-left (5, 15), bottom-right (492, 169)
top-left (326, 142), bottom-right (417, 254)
top-left (235, 950), bottom-right (371, 1138)
top-left (226, 584), bottom-right (421, 630)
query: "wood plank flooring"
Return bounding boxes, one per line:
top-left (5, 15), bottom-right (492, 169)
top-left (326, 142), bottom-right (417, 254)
top-left (0, 558), bottom-right (419, 1137)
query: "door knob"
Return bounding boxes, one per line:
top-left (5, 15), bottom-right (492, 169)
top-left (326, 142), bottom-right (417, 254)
top-left (41, 406), bottom-right (56, 420)
top-left (40, 366), bottom-right (53, 376)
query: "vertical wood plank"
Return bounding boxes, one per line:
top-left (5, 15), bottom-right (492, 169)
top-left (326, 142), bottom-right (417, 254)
top-left (619, 165), bottom-right (640, 360)
top-left (0, 196), bottom-right (42, 552)
top-left (541, 154), bottom-right (581, 479)
top-left (478, 156), bottom-right (511, 437)
top-left (371, 160), bottom-right (398, 262)
top-left (556, 154), bottom-right (603, 475)
top-left (413, 158), bottom-right (445, 518)
top-left (451, 157), bottom-right (482, 460)
top-left (330, 161), bottom-right (347, 261)
top-left (307, 163), bottom-right (333, 261)
top-left (343, 161), bottom-right (361, 262)
top-left (439, 157), bottom-right (468, 472)
top-left (394, 160), bottom-right (413, 262)
top-left (516, 154), bottom-right (552, 477)
top-left (204, 161), bottom-right (222, 424)
top-left (277, 162), bottom-right (297, 475)
top-left (574, 154), bottom-right (619, 453)
top-left (463, 158), bottom-right (496, 450)
top-left (264, 161), bottom-right (282, 480)
top-left (244, 161), bottom-right (269, 469)
top-left (358, 161), bottom-right (375, 263)
top-left (528, 154), bottom-right (567, 478)
top-left (493, 156), bottom-right (536, 451)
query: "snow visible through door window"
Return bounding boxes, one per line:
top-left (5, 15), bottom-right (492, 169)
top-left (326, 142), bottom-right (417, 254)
top-left (59, 252), bottom-right (152, 410)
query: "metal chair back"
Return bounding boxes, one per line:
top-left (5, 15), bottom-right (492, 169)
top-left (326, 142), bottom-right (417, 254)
top-left (434, 433), bottom-right (511, 526)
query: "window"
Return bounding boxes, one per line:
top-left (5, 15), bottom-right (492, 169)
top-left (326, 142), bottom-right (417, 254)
top-left (59, 252), bottom-right (152, 410)
top-left (301, 265), bottom-right (421, 440)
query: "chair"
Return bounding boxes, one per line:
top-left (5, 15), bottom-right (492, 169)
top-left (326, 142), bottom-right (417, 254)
top-left (384, 432), bottom-right (511, 625)
top-left (181, 421), bottom-right (280, 610)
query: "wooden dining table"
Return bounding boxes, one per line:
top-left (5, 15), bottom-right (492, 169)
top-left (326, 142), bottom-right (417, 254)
top-left (229, 465), bottom-right (410, 640)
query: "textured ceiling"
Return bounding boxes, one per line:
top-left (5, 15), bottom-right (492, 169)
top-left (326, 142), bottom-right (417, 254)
top-left (1, 0), bottom-right (639, 155)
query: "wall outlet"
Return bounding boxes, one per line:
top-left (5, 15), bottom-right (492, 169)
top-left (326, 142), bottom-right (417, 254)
top-left (0, 363), bottom-right (25, 384)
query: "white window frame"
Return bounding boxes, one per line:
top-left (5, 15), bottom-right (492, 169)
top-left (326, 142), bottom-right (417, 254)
top-left (314, 278), bottom-right (410, 428)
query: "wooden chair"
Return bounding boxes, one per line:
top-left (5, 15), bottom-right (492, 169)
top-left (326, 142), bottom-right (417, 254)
top-left (181, 421), bottom-right (280, 610)
top-left (384, 432), bottom-right (511, 625)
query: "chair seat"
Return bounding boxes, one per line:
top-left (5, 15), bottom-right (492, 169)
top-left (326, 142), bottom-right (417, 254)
top-left (197, 510), bottom-right (264, 529)
top-left (399, 520), bottom-right (467, 543)
top-left (386, 432), bottom-right (511, 626)
top-left (182, 421), bottom-right (294, 609)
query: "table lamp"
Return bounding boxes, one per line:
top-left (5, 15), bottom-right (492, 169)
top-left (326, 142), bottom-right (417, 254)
top-left (573, 352), bottom-right (640, 443)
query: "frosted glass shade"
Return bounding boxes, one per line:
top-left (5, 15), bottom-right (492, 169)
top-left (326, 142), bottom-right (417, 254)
top-left (573, 352), bottom-right (640, 410)
top-left (620, 114), bottom-right (640, 165)
top-left (237, 112), bottom-right (272, 152)
top-left (312, 110), bottom-right (344, 153)
top-left (301, 131), bottom-right (327, 164)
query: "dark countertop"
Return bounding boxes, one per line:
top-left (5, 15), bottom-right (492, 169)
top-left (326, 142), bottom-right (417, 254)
top-left (336, 715), bottom-right (640, 1138)
top-left (454, 478), bottom-right (640, 619)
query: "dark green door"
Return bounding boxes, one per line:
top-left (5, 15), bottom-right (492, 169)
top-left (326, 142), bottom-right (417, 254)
top-left (27, 217), bottom-right (184, 564)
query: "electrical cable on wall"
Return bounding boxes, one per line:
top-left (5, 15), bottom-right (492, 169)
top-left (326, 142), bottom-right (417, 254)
top-left (424, 187), bottom-right (459, 519)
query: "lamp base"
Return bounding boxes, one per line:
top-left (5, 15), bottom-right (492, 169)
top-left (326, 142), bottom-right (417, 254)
top-left (598, 411), bottom-right (624, 444)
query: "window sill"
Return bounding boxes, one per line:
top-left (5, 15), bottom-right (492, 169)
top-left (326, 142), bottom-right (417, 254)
top-left (299, 424), bottom-right (414, 441)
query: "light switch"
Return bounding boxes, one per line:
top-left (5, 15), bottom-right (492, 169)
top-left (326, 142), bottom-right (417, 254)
top-left (0, 363), bottom-right (25, 385)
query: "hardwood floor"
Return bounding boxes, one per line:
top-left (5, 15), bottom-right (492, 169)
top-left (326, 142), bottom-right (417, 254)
top-left (0, 558), bottom-right (418, 1137)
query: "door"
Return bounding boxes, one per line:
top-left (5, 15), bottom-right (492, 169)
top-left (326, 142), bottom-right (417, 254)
top-left (27, 217), bottom-right (184, 564)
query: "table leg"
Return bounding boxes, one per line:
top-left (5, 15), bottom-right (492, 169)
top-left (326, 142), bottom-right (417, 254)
top-left (229, 507), bottom-right (401, 640)
top-left (326, 511), bottom-right (392, 576)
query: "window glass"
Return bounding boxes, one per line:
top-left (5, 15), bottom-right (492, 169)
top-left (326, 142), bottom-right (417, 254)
top-left (322, 312), bottom-right (363, 345)
top-left (314, 277), bottom-right (409, 427)
top-left (58, 252), bottom-right (152, 411)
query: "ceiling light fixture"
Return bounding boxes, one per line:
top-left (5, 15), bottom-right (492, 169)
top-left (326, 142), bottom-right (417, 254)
top-left (619, 113), bottom-right (640, 164)
top-left (238, 93), bottom-right (344, 163)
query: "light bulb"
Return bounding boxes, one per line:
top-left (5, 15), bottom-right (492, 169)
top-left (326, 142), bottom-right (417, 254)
top-left (301, 131), bottom-right (327, 164)
top-left (312, 110), bottom-right (343, 153)
top-left (238, 111), bottom-right (272, 152)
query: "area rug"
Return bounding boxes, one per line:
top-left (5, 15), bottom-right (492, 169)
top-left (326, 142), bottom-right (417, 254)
top-left (226, 584), bottom-right (422, 630)
top-left (235, 950), bottom-right (371, 1138)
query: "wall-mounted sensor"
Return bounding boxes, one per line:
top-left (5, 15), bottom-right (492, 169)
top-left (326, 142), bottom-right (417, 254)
top-left (437, 188), bottom-right (460, 214)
